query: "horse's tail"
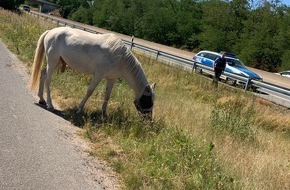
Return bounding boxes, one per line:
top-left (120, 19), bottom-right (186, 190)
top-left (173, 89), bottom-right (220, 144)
top-left (30, 30), bottom-right (50, 90)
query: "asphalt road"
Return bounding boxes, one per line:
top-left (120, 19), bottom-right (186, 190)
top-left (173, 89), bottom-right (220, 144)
top-left (0, 41), bottom-right (119, 190)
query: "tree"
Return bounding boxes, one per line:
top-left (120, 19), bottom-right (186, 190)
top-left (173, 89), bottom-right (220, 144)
top-left (57, 0), bottom-right (88, 18)
top-left (69, 5), bottom-right (92, 24)
top-left (140, 1), bottom-right (177, 45)
top-left (199, 0), bottom-right (249, 52)
top-left (0, 0), bottom-right (24, 10)
top-left (199, 0), bottom-right (233, 51)
top-left (175, 0), bottom-right (202, 49)
top-left (274, 6), bottom-right (290, 71)
top-left (238, 3), bottom-right (283, 71)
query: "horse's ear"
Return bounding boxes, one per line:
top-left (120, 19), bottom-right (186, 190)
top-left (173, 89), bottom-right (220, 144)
top-left (144, 83), bottom-right (156, 93)
top-left (151, 83), bottom-right (156, 91)
top-left (145, 85), bottom-right (151, 93)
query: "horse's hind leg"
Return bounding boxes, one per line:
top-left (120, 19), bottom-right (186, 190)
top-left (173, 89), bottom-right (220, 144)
top-left (77, 73), bottom-right (103, 114)
top-left (38, 68), bottom-right (47, 105)
top-left (45, 58), bottom-right (58, 111)
top-left (101, 79), bottom-right (116, 116)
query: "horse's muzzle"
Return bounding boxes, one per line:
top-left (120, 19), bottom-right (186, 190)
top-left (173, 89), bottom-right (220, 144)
top-left (134, 101), bottom-right (153, 121)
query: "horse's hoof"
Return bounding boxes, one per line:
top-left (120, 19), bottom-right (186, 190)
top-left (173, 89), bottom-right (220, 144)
top-left (39, 100), bottom-right (47, 106)
top-left (47, 107), bottom-right (55, 112)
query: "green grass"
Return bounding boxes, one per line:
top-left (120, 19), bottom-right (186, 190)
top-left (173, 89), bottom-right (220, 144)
top-left (1, 9), bottom-right (290, 190)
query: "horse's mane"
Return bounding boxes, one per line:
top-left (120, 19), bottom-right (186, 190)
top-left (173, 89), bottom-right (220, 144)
top-left (103, 34), bottom-right (148, 95)
top-left (122, 49), bottom-right (148, 95)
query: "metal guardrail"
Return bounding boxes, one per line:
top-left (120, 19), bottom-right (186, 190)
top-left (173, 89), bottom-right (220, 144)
top-left (29, 11), bottom-right (290, 98)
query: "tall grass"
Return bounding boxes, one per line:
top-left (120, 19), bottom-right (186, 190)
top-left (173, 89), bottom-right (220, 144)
top-left (1, 9), bottom-right (289, 190)
top-left (210, 96), bottom-right (256, 142)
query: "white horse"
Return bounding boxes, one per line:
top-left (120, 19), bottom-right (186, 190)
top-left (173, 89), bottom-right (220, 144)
top-left (30, 27), bottom-right (156, 119)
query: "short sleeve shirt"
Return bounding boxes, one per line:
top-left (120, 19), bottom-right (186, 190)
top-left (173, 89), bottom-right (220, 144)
top-left (214, 57), bottom-right (226, 70)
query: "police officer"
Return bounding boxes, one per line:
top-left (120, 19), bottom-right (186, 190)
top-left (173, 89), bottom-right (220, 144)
top-left (213, 52), bottom-right (227, 87)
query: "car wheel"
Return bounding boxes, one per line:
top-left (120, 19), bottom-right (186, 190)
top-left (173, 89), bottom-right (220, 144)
top-left (251, 86), bottom-right (259, 92)
top-left (226, 78), bottom-right (237, 86)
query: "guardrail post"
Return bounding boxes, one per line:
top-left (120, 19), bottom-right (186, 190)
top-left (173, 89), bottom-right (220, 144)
top-left (244, 78), bottom-right (252, 91)
top-left (130, 35), bottom-right (134, 50)
top-left (156, 51), bottom-right (160, 60)
top-left (192, 62), bottom-right (197, 73)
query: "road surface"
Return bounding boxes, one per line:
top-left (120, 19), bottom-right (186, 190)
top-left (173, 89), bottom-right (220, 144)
top-left (0, 41), bottom-right (120, 190)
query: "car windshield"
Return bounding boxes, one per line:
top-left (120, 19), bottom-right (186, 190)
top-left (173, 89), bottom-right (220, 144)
top-left (226, 58), bottom-right (245, 68)
top-left (197, 52), bottom-right (219, 61)
top-left (281, 71), bottom-right (290, 75)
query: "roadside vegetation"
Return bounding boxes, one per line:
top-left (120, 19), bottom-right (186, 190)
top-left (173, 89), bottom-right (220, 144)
top-left (0, 9), bottom-right (289, 190)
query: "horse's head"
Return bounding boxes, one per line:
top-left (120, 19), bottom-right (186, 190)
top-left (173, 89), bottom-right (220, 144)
top-left (134, 83), bottom-right (156, 120)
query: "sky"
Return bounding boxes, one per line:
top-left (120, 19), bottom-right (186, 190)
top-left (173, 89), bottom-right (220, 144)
top-left (282, 0), bottom-right (290, 6)
top-left (253, 0), bottom-right (290, 7)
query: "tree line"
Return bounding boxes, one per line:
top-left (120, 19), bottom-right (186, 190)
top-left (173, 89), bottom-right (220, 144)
top-left (0, 0), bottom-right (24, 10)
top-left (23, 1), bottom-right (290, 71)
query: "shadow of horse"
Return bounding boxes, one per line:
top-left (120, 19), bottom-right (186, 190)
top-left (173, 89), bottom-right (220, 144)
top-left (35, 103), bottom-right (126, 127)
top-left (35, 103), bottom-right (165, 136)
top-left (61, 107), bottom-right (127, 128)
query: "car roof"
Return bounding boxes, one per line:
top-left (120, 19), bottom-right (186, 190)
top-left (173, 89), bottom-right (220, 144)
top-left (197, 50), bottom-right (220, 56)
top-left (196, 50), bottom-right (239, 60)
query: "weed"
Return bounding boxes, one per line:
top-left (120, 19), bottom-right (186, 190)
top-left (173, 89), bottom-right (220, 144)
top-left (210, 96), bottom-right (256, 142)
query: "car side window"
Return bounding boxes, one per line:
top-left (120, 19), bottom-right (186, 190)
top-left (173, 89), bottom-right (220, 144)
top-left (204, 53), bottom-right (219, 61)
top-left (198, 53), bottom-right (206, 57)
top-left (212, 55), bottom-right (219, 60)
top-left (227, 59), bottom-right (235, 66)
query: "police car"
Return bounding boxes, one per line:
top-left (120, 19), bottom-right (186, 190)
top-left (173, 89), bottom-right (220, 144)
top-left (193, 50), bottom-right (263, 84)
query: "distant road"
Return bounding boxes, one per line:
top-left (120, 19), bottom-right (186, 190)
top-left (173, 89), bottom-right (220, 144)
top-left (0, 41), bottom-right (119, 190)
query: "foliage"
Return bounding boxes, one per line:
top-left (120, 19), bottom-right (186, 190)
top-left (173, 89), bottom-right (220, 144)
top-left (0, 0), bottom-right (24, 10)
top-left (69, 5), bottom-right (92, 24)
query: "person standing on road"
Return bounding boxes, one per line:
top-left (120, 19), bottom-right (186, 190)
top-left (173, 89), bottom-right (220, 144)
top-left (213, 52), bottom-right (227, 87)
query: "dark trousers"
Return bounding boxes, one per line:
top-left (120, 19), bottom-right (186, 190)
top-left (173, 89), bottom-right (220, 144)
top-left (213, 68), bottom-right (223, 87)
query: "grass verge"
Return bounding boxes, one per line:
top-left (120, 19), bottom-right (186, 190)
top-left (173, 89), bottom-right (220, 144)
top-left (1, 9), bottom-right (289, 190)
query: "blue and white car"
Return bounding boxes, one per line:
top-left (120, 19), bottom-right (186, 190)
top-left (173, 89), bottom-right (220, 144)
top-left (193, 50), bottom-right (263, 84)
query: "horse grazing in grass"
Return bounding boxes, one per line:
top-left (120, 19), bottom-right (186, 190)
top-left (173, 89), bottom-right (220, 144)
top-left (30, 27), bottom-right (156, 120)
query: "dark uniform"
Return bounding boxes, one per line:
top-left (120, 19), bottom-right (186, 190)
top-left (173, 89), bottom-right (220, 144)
top-left (213, 56), bottom-right (226, 86)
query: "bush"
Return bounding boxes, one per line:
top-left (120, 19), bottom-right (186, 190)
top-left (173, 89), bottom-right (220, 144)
top-left (280, 50), bottom-right (290, 71)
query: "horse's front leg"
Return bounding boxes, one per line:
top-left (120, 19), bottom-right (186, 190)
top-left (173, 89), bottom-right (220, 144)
top-left (77, 74), bottom-right (103, 114)
top-left (101, 79), bottom-right (116, 116)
